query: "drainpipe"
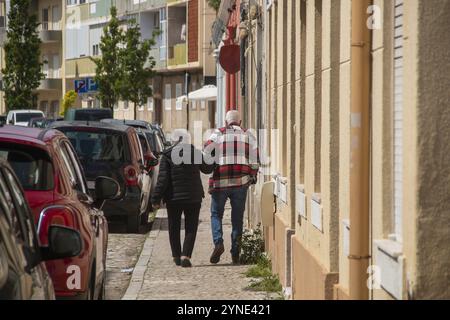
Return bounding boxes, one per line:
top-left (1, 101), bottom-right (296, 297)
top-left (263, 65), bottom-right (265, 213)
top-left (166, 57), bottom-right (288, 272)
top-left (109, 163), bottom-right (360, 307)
top-left (349, 0), bottom-right (372, 300)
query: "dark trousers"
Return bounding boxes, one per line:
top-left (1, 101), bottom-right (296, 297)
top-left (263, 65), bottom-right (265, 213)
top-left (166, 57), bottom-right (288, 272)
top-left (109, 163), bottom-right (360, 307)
top-left (167, 202), bottom-right (201, 258)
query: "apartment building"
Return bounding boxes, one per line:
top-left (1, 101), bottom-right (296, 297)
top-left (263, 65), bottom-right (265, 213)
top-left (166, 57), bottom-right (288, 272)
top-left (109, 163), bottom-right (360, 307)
top-left (64, 0), bottom-right (216, 133)
top-left (0, 0), bottom-right (216, 134)
top-left (216, 0), bottom-right (450, 300)
top-left (0, 0), bottom-right (64, 117)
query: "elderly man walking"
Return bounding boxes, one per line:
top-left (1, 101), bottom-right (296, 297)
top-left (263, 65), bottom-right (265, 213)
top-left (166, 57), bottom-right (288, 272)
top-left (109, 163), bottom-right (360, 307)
top-left (204, 110), bottom-right (260, 265)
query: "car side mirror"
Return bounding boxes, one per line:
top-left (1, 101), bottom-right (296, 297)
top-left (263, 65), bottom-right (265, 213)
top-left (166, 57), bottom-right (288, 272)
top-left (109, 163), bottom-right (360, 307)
top-left (41, 226), bottom-right (82, 261)
top-left (8, 120), bottom-right (13, 125)
top-left (95, 176), bottom-right (121, 201)
top-left (144, 154), bottom-right (159, 169)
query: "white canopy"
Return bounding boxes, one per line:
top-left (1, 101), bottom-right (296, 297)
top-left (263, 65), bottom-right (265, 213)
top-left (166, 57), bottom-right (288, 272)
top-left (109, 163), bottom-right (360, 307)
top-left (188, 85), bottom-right (217, 101)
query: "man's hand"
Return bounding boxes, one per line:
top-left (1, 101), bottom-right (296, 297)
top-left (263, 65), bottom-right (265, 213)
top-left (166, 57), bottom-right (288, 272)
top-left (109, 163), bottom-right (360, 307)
top-left (152, 203), bottom-right (161, 210)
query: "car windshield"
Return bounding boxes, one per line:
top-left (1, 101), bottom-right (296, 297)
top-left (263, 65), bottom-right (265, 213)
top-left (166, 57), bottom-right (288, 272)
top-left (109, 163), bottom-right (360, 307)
top-left (0, 144), bottom-right (54, 191)
top-left (16, 113), bottom-right (43, 123)
top-left (61, 129), bottom-right (127, 163)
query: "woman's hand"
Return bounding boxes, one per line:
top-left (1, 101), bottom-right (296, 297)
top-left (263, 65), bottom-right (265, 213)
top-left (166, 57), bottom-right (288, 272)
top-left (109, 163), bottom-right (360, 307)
top-left (152, 203), bottom-right (161, 210)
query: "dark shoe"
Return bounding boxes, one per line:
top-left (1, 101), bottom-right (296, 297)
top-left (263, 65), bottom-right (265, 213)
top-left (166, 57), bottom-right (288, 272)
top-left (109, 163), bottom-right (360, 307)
top-left (210, 243), bottom-right (225, 264)
top-left (173, 257), bottom-right (181, 266)
top-left (232, 254), bottom-right (240, 265)
top-left (181, 259), bottom-right (192, 268)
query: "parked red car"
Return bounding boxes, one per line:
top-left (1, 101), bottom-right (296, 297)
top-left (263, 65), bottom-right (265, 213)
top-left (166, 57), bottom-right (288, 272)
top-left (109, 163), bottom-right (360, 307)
top-left (0, 126), bottom-right (120, 299)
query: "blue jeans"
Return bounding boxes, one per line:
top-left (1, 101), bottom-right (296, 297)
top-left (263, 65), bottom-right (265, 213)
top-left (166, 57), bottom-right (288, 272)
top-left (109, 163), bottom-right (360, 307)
top-left (211, 187), bottom-right (249, 256)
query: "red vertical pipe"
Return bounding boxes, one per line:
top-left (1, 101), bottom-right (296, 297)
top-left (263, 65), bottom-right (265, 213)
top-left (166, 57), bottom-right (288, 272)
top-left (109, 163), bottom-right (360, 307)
top-left (230, 73), bottom-right (236, 110)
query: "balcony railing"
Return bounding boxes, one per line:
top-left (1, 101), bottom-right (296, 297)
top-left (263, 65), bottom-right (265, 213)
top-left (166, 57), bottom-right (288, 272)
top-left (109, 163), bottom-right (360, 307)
top-left (168, 43), bottom-right (186, 67)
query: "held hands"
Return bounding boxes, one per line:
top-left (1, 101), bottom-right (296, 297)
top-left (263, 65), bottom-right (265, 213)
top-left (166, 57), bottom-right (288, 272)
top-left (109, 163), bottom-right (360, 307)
top-left (152, 203), bottom-right (161, 210)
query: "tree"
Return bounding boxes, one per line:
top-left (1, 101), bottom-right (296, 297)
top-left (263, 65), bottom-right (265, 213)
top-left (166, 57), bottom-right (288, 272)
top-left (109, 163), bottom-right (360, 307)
top-left (2, 0), bottom-right (44, 111)
top-left (91, 6), bottom-right (124, 111)
top-left (60, 90), bottom-right (78, 117)
top-left (119, 19), bottom-right (156, 120)
top-left (207, 0), bottom-right (221, 12)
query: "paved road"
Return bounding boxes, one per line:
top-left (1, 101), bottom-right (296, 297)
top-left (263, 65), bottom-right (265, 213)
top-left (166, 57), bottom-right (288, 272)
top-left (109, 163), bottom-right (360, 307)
top-left (105, 225), bottom-right (149, 300)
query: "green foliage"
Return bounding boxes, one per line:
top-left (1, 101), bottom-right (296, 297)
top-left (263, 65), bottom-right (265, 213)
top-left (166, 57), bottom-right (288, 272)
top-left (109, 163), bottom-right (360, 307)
top-left (2, 0), bottom-right (45, 111)
top-left (90, 6), bottom-right (123, 111)
top-left (119, 18), bottom-right (156, 119)
top-left (247, 274), bottom-right (283, 293)
top-left (245, 255), bottom-right (272, 278)
top-left (240, 224), bottom-right (265, 265)
top-left (60, 90), bottom-right (78, 116)
top-left (207, 0), bottom-right (221, 12)
top-left (91, 7), bottom-right (157, 117)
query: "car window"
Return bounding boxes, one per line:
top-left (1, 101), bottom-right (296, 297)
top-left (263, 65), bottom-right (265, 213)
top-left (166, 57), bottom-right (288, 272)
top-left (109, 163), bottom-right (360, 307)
top-left (138, 134), bottom-right (149, 154)
top-left (63, 141), bottom-right (88, 194)
top-left (59, 142), bottom-right (84, 193)
top-left (0, 143), bottom-right (54, 191)
top-left (133, 132), bottom-right (144, 164)
top-left (61, 129), bottom-right (127, 163)
top-left (15, 113), bottom-right (44, 123)
top-left (0, 169), bottom-right (33, 248)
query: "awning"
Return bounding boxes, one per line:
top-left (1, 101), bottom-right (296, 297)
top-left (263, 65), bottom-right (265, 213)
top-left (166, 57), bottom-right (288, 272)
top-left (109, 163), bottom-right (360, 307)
top-left (188, 85), bottom-right (217, 101)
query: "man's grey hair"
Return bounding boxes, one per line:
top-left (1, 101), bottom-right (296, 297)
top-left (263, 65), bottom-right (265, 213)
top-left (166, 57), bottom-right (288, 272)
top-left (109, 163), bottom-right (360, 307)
top-left (225, 110), bottom-right (241, 125)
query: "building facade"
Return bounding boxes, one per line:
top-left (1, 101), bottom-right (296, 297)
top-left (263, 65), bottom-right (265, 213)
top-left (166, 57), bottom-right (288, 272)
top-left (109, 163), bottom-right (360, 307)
top-left (229, 0), bottom-right (450, 300)
top-left (0, 0), bottom-right (217, 134)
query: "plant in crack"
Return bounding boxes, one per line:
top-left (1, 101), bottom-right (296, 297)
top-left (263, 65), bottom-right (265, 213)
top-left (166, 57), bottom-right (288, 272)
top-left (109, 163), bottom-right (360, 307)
top-left (240, 224), bottom-right (265, 265)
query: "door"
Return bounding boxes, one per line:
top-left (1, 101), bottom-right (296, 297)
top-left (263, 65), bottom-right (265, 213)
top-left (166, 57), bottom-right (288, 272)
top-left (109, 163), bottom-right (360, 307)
top-left (154, 99), bottom-right (163, 125)
top-left (52, 5), bottom-right (61, 30)
top-left (62, 140), bottom-right (107, 296)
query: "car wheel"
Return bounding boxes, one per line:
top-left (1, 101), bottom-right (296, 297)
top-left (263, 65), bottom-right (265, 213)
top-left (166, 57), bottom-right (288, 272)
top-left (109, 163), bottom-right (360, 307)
top-left (127, 214), bottom-right (140, 233)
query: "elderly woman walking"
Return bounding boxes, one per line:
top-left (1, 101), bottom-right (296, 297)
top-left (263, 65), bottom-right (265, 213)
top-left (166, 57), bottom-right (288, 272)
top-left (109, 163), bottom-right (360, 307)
top-left (151, 130), bottom-right (213, 267)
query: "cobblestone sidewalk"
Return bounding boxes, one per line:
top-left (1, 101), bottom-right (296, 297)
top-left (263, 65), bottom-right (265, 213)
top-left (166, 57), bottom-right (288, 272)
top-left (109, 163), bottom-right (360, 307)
top-left (123, 178), bottom-right (269, 300)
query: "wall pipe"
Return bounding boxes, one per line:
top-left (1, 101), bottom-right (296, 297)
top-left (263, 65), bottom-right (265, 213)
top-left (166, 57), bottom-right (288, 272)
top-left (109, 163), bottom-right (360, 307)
top-left (349, 0), bottom-right (372, 300)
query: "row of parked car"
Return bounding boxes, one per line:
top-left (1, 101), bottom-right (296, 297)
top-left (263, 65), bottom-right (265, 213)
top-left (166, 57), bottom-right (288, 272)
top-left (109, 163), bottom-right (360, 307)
top-left (0, 110), bottom-right (169, 300)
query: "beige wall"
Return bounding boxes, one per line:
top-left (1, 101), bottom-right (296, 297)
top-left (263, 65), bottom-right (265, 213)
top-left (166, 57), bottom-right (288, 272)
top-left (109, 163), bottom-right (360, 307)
top-left (245, 0), bottom-right (450, 300)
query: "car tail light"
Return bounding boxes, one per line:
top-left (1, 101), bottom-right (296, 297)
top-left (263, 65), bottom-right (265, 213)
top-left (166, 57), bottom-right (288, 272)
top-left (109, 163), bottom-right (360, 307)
top-left (124, 165), bottom-right (138, 186)
top-left (37, 206), bottom-right (76, 246)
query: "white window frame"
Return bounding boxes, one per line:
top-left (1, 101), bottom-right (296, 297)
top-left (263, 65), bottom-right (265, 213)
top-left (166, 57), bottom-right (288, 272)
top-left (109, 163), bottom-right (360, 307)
top-left (164, 84), bottom-right (172, 111)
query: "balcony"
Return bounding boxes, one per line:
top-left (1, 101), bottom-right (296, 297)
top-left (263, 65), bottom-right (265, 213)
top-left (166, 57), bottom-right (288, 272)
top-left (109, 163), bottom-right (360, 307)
top-left (38, 78), bottom-right (62, 91)
top-left (168, 43), bottom-right (187, 67)
top-left (39, 23), bottom-right (62, 43)
top-left (147, 48), bottom-right (166, 70)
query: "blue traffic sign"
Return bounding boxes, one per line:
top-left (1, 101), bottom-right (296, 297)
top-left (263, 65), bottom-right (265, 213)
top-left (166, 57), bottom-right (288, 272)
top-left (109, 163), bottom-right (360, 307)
top-left (75, 77), bottom-right (98, 93)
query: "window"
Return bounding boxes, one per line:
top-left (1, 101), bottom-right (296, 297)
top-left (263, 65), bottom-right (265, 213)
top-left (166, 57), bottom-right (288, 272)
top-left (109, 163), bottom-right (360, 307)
top-left (191, 82), bottom-right (197, 110)
top-left (90, 3), bottom-right (96, 14)
top-left (4, 169), bottom-right (35, 248)
top-left (159, 8), bottom-right (167, 61)
top-left (124, 101), bottom-right (129, 110)
top-left (147, 97), bottom-right (154, 112)
top-left (176, 83), bottom-right (183, 111)
top-left (92, 44), bottom-right (99, 56)
top-left (0, 170), bottom-right (33, 249)
top-left (164, 84), bottom-right (172, 110)
top-left (0, 144), bottom-right (54, 191)
top-left (0, 173), bottom-right (25, 243)
top-left (63, 142), bottom-right (88, 194)
top-left (59, 142), bottom-right (83, 192)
